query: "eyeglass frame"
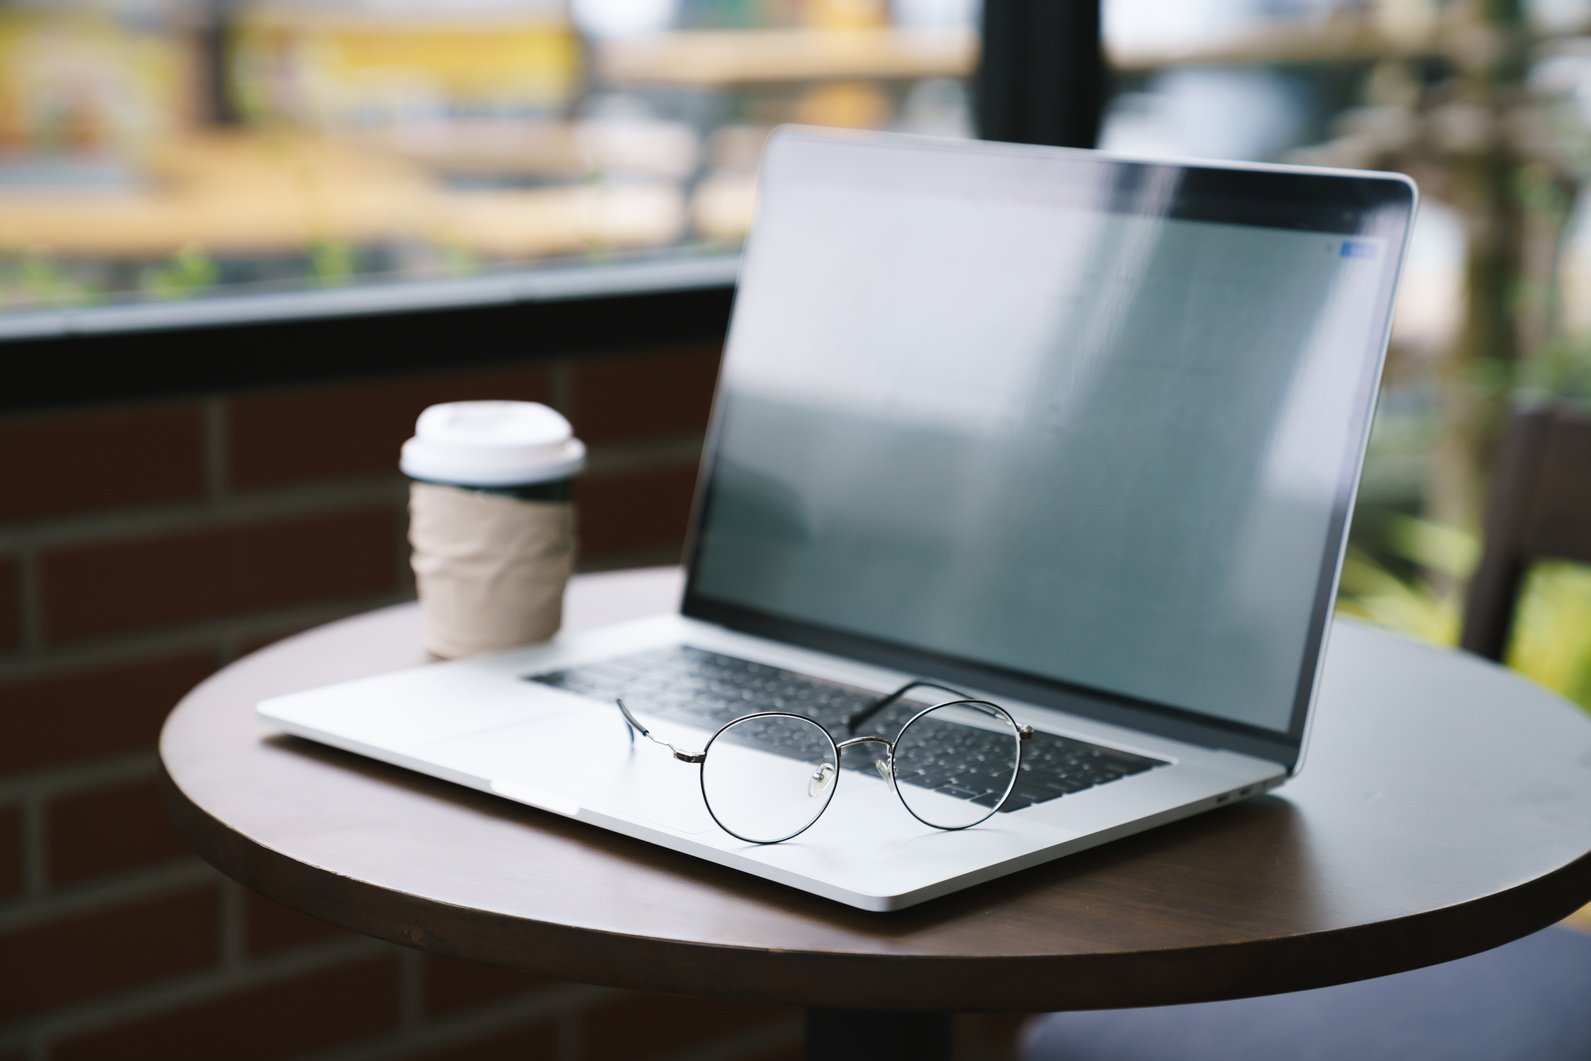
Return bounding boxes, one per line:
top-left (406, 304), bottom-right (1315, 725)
top-left (615, 679), bottom-right (1035, 844)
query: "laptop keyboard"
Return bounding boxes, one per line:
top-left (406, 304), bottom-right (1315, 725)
top-left (525, 645), bottom-right (1164, 813)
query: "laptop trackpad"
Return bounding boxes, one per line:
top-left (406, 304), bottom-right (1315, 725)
top-left (422, 708), bottom-right (718, 835)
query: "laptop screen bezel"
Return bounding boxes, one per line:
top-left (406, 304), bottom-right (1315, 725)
top-left (678, 128), bottom-right (1417, 773)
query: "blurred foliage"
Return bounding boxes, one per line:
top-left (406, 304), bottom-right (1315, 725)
top-left (139, 244), bottom-right (219, 300)
top-left (1338, 513), bottom-right (1591, 711)
top-left (1343, 4), bottom-right (1591, 713)
top-left (432, 237), bottom-right (481, 278)
top-left (1, 250), bottom-right (100, 307)
top-left (308, 239), bottom-right (357, 287)
top-left (1518, 333), bottom-right (1591, 400)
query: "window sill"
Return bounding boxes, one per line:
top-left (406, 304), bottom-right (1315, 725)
top-left (0, 254), bottom-right (739, 412)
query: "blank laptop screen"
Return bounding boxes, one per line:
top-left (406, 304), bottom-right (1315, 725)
top-left (687, 130), bottom-right (1413, 738)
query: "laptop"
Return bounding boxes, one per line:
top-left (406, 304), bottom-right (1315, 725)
top-left (260, 127), bottom-right (1417, 911)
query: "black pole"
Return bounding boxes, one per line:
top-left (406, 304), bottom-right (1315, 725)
top-left (198, 0), bottom-right (241, 126)
top-left (975, 0), bottom-right (1104, 149)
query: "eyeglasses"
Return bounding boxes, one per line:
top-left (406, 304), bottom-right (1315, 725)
top-left (615, 680), bottom-right (1034, 844)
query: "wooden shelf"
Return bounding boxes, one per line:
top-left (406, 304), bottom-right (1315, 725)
top-left (596, 26), bottom-right (977, 89)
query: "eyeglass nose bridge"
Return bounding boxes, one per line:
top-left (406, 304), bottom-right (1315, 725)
top-left (835, 734), bottom-right (896, 785)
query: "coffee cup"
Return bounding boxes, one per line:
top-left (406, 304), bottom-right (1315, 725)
top-left (400, 401), bottom-right (585, 658)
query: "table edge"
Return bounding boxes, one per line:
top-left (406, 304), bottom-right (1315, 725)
top-left (159, 755), bottom-right (1591, 1012)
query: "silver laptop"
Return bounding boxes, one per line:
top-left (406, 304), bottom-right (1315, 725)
top-left (260, 127), bottom-right (1416, 911)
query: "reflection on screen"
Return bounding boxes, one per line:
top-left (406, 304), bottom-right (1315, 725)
top-left (693, 151), bottom-right (1390, 733)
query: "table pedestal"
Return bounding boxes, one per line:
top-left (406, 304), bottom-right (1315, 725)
top-left (806, 1008), bottom-right (954, 1061)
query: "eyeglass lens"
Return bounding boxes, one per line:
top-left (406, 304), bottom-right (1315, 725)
top-left (697, 702), bottom-right (1023, 842)
top-left (891, 702), bottom-right (1022, 830)
top-left (700, 714), bottom-right (839, 843)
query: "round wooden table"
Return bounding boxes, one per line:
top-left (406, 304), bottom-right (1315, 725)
top-left (161, 567), bottom-right (1591, 1060)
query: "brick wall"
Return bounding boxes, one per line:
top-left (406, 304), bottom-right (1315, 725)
top-left (0, 343), bottom-right (1027, 1060)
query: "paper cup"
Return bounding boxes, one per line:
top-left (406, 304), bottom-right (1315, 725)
top-left (400, 402), bottom-right (585, 658)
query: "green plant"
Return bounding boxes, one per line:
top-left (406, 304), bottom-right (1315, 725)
top-left (1517, 333), bottom-right (1591, 402)
top-left (434, 239), bottom-right (480, 278)
top-left (1509, 561), bottom-right (1591, 709)
top-left (139, 244), bottom-right (219, 300)
top-left (2, 251), bottom-right (101, 308)
top-left (308, 239), bottom-right (357, 287)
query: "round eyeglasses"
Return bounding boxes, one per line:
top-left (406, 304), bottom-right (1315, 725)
top-left (616, 680), bottom-right (1033, 844)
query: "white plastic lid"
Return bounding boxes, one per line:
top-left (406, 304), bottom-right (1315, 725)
top-left (400, 401), bottom-right (585, 487)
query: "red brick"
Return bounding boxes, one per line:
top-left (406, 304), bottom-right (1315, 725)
top-left (243, 890), bottom-right (353, 958)
top-left (577, 992), bottom-right (795, 1061)
top-left (569, 345), bottom-right (722, 444)
top-left (401, 1019), bottom-right (560, 1061)
top-left (40, 507), bottom-right (400, 644)
top-left (227, 363), bottom-right (553, 489)
top-left (0, 402), bottom-right (204, 521)
top-left (45, 775), bottom-right (192, 887)
top-left (0, 884), bottom-right (220, 1019)
top-left (53, 955), bottom-right (400, 1061)
top-left (0, 801), bottom-right (22, 900)
top-left (577, 465), bottom-right (699, 560)
top-left (0, 555), bottom-right (18, 653)
top-left (0, 651), bottom-right (217, 777)
top-left (420, 953), bottom-right (555, 1016)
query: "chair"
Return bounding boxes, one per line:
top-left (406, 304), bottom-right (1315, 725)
top-left (1020, 924), bottom-right (1591, 1061)
top-left (1460, 399), bottom-right (1591, 660)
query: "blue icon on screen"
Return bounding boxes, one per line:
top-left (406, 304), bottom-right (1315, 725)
top-left (1340, 240), bottom-right (1378, 259)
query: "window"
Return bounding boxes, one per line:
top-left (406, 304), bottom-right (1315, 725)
top-left (0, 0), bottom-right (980, 312)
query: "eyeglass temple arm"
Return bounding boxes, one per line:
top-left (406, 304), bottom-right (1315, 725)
top-left (845, 679), bottom-right (978, 734)
top-left (615, 698), bottom-right (705, 763)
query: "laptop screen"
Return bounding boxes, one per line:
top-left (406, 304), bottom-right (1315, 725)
top-left (684, 129), bottom-right (1415, 752)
